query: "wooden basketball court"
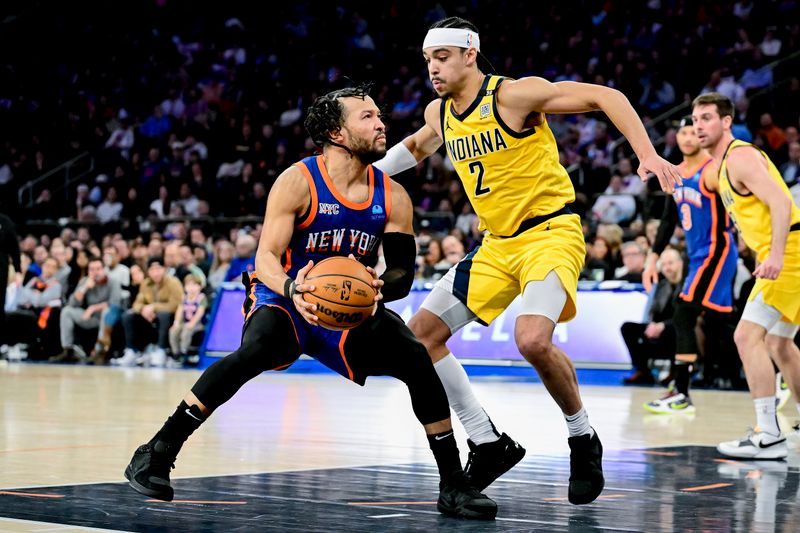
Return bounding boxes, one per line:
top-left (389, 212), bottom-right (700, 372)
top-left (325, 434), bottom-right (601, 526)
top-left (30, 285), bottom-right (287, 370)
top-left (1, 363), bottom-right (799, 531)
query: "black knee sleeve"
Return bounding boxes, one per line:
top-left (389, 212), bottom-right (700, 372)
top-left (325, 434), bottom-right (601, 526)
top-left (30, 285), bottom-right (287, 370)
top-left (191, 306), bottom-right (299, 410)
top-left (389, 342), bottom-right (451, 426)
top-left (673, 302), bottom-right (702, 355)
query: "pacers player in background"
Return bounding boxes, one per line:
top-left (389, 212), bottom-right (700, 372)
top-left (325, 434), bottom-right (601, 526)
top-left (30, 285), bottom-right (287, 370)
top-left (692, 92), bottom-right (800, 459)
top-left (642, 116), bottom-right (738, 415)
top-left (375, 16), bottom-right (682, 503)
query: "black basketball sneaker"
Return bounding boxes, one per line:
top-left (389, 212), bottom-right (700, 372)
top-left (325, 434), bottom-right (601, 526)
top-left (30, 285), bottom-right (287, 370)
top-left (567, 428), bottom-right (604, 504)
top-left (124, 441), bottom-right (181, 501)
top-left (437, 471), bottom-right (498, 519)
top-left (464, 433), bottom-right (526, 491)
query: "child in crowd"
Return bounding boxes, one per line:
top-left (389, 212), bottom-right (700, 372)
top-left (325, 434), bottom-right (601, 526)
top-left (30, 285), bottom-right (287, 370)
top-left (169, 274), bottom-right (207, 361)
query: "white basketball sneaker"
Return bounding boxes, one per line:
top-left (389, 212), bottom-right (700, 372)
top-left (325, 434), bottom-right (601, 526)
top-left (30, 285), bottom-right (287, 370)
top-left (644, 391), bottom-right (695, 415)
top-left (776, 373), bottom-right (792, 410)
top-left (717, 428), bottom-right (787, 460)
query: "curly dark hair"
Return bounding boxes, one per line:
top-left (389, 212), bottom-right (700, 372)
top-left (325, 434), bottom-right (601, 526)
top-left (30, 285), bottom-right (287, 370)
top-left (304, 83), bottom-right (374, 149)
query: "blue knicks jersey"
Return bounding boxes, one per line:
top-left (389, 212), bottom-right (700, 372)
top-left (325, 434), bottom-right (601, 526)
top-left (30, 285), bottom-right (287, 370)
top-left (673, 158), bottom-right (733, 263)
top-left (286, 155), bottom-right (391, 275)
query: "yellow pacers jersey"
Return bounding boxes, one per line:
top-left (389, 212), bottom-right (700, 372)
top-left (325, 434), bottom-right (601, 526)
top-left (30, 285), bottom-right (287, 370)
top-left (718, 139), bottom-right (800, 262)
top-left (441, 75), bottom-right (575, 236)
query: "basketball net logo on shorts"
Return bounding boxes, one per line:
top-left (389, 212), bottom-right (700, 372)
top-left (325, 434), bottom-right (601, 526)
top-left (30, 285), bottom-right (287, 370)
top-left (305, 228), bottom-right (380, 256)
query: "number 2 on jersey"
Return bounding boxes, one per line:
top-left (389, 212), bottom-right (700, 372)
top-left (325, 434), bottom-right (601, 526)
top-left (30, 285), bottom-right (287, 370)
top-left (469, 161), bottom-right (490, 196)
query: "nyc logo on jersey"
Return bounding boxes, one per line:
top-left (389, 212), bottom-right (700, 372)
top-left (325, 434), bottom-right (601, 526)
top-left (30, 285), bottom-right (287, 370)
top-left (318, 203), bottom-right (340, 215)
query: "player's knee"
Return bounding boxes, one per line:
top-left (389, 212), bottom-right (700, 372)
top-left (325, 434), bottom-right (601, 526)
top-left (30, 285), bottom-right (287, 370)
top-left (766, 335), bottom-right (791, 360)
top-left (517, 332), bottom-right (552, 363)
top-left (733, 323), bottom-right (762, 355)
top-left (408, 312), bottom-right (448, 354)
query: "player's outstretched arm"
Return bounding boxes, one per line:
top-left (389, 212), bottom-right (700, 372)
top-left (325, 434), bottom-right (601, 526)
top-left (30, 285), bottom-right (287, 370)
top-left (728, 148), bottom-right (791, 280)
top-left (373, 100), bottom-right (444, 176)
top-left (255, 166), bottom-right (319, 323)
top-left (497, 77), bottom-right (683, 193)
top-left (644, 196), bottom-right (679, 292)
top-left (378, 180), bottom-right (417, 302)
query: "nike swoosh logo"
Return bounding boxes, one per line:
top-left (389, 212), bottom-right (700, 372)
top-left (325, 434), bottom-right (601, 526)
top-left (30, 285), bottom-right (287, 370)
top-left (434, 432), bottom-right (454, 441)
top-left (185, 408), bottom-right (202, 422)
top-left (758, 437), bottom-right (786, 448)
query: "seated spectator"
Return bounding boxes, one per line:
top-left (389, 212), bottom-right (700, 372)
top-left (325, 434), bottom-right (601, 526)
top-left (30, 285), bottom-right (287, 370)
top-left (169, 274), bottom-right (208, 362)
top-left (614, 241), bottom-right (646, 283)
top-left (224, 233), bottom-right (257, 282)
top-left (779, 141), bottom-right (800, 187)
top-left (208, 240), bottom-right (234, 290)
top-left (176, 242), bottom-right (207, 288)
top-left (5, 257), bottom-right (62, 359)
top-left (52, 256), bottom-right (121, 363)
top-left (115, 257), bottom-right (182, 367)
top-left (103, 245), bottom-right (131, 291)
top-left (419, 238), bottom-right (443, 279)
top-left (581, 236), bottom-right (613, 281)
top-left (621, 248), bottom-right (683, 385)
top-left (97, 186), bottom-right (123, 224)
top-left (438, 235), bottom-right (465, 271)
top-left (591, 175), bottom-right (637, 224)
top-left (65, 248), bottom-right (90, 299)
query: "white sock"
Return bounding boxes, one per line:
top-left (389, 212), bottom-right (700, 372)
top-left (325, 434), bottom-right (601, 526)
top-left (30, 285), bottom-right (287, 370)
top-left (565, 407), bottom-right (593, 437)
top-left (754, 396), bottom-right (780, 436)
top-left (434, 354), bottom-right (500, 445)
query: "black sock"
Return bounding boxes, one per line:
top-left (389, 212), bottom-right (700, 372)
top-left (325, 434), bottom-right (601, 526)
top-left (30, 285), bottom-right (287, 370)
top-left (150, 401), bottom-right (206, 450)
top-left (675, 363), bottom-right (692, 396)
top-left (427, 430), bottom-right (463, 483)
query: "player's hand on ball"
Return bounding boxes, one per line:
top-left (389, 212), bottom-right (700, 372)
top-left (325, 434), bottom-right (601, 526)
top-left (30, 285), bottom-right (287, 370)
top-left (293, 260), bottom-right (319, 325)
top-left (753, 254), bottom-right (782, 280)
top-left (348, 254), bottom-right (383, 315)
top-left (638, 153), bottom-right (682, 194)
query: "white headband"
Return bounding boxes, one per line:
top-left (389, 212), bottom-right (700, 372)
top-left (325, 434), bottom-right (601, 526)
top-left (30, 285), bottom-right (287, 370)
top-left (422, 28), bottom-right (480, 52)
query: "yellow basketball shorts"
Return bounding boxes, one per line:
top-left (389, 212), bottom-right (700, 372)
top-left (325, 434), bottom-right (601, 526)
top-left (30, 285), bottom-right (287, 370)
top-left (445, 214), bottom-right (585, 325)
top-left (748, 251), bottom-right (800, 325)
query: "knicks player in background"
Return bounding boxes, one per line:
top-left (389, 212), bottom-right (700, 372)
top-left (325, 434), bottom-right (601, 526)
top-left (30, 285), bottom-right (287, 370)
top-left (374, 16), bottom-right (682, 504)
top-left (125, 85), bottom-right (498, 519)
top-left (641, 116), bottom-right (738, 415)
top-left (693, 92), bottom-right (800, 459)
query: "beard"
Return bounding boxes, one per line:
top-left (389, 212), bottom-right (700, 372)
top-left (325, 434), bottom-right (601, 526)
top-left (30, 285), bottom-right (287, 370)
top-left (681, 146), bottom-right (701, 157)
top-left (346, 133), bottom-right (387, 164)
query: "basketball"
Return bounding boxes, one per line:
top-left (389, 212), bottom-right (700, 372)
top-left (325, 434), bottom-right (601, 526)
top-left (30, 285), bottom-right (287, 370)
top-left (302, 256), bottom-right (377, 330)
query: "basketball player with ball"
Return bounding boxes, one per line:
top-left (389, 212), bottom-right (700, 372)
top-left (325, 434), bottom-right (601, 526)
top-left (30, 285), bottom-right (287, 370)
top-left (124, 84), bottom-right (498, 520)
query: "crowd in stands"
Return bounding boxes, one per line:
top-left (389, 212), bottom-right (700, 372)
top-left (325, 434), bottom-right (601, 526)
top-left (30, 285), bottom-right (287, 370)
top-left (1, 1), bottom-right (800, 381)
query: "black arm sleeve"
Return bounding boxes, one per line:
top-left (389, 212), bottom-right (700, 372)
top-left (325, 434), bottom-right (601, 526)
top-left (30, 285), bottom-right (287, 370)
top-left (652, 195), bottom-right (678, 256)
top-left (379, 232), bottom-right (416, 303)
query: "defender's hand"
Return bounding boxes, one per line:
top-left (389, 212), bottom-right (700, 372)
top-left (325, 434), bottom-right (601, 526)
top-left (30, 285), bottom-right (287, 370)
top-left (292, 260), bottom-right (318, 325)
top-left (638, 153), bottom-right (683, 194)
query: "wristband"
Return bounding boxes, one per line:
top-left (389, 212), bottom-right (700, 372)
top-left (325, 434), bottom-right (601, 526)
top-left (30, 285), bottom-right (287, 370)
top-left (283, 278), bottom-right (294, 299)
